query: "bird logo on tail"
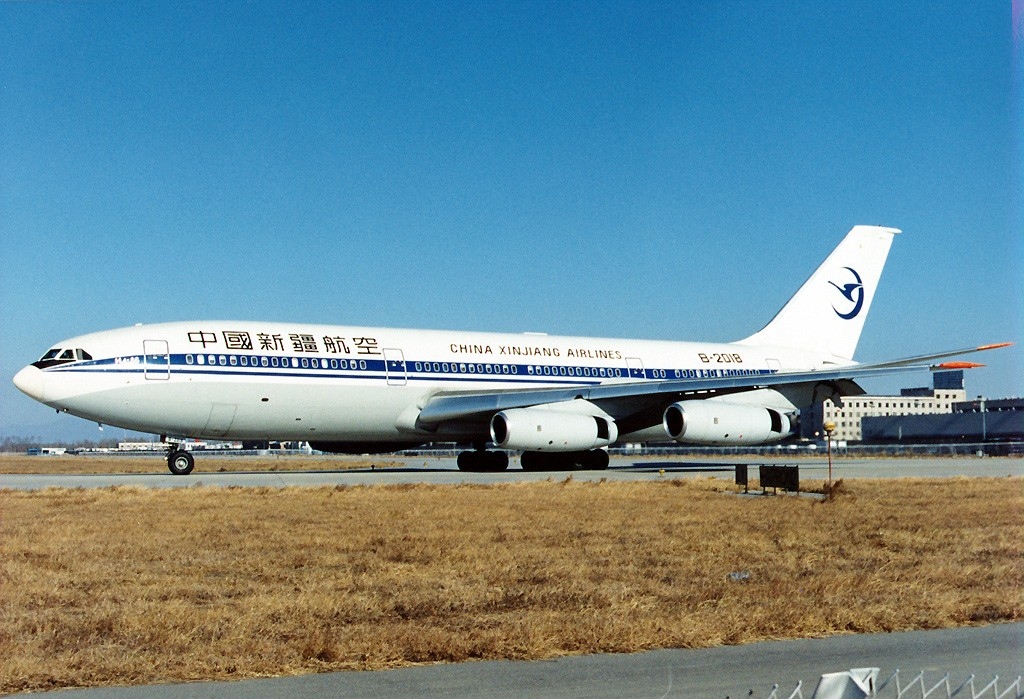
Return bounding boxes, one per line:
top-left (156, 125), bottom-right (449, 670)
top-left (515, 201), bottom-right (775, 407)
top-left (829, 267), bottom-right (864, 319)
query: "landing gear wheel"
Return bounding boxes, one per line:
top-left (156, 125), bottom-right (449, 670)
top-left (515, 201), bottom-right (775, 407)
top-left (457, 450), bottom-right (509, 472)
top-left (583, 449), bottom-right (609, 470)
top-left (487, 451), bottom-right (510, 472)
top-left (167, 450), bottom-right (195, 475)
top-left (520, 450), bottom-right (608, 471)
top-left (520, 451), bottom-right (562, 472)
top-left (456, 451), bottom-right (478, 472)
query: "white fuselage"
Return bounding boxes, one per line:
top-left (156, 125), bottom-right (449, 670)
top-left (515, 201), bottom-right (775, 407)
top-left (15, 320), bottom-right (839, 443)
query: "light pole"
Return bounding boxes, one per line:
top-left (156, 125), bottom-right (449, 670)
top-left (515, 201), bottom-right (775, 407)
top-left (979, 396), bottom-right (987, 444)
top-left (824, 421), bottom-right (836, 488)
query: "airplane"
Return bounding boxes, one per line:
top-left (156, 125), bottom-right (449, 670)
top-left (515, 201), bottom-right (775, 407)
top-left (12, 225), bottom-right (1009, 475)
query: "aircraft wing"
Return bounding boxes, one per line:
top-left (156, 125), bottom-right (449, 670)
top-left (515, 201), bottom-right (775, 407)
top-left (414, 343), bottom-right (1010, 428)
top-left (833, 342), bottom-right (1012, 369)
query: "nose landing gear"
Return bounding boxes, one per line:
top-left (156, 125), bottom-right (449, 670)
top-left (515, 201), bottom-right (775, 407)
top-left (167, 448), bottom-right (195, 475)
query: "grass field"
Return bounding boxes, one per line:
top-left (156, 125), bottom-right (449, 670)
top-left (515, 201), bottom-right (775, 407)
top-left (1, 477), bottom-right (1021, 693)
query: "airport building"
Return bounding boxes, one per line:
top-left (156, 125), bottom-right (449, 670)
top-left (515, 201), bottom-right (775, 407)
top-left (802, 371), bottom-right (968, 442)
top-left (861, 397), bottom-right (1024, 445)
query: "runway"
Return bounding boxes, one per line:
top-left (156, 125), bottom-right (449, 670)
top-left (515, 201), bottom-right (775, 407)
top-left (1, 455), bottom-right (1021, 490)
top-left (32, 623), bottom-right (1024, 698)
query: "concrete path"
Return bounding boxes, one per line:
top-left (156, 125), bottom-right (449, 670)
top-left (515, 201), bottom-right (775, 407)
top-left (1, 456), bottom-right (1020, 490)
top-left (31, 623), bottom-right (1023, 699)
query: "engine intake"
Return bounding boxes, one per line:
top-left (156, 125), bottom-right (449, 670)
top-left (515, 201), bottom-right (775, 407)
top-left (663, 400), bottom-right (790, 445)
top-left (490, 407), bottom-right (618, 451)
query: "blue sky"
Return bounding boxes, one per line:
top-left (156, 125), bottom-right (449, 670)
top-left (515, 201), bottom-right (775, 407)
top-left (1, 1), bottom-right (1020, 442)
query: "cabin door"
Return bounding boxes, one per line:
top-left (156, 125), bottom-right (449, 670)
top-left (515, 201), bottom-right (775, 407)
top-left (626, 356), bottom-right (645, 379)
top-left (143, 340), bottom-right (170, 380)
top-left (384, 348), bottom-right (407, 386)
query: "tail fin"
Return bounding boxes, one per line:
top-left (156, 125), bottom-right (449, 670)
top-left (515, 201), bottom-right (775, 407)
top-left (737, 225), bottom-right (900, 360)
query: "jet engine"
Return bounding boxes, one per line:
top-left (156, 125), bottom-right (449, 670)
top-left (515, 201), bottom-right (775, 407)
top-left (490, 407), bottom-right (618, 451)
top-left (663, 400), bottom-right (790, 445)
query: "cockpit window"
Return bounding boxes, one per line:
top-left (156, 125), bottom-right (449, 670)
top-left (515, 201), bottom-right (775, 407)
top-left (33, 347), bottom-right (93, 368)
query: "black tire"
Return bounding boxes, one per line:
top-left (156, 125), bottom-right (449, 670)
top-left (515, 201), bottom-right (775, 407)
top-left (167, 450), bottom-right (195, 475)
top-left (521, 450), bottom-right (607, 471)
top-left (487, 451), bottom-right (509, 472)
top-left (519, 451), bottom-right (540, 471)
top-left (456, 451), bottom-right (477, 471)
top-left (583, 449), bottom-right (609, 470)
top-left (457, 450), bottom-right (510, 472)
top-left (520, 451), bottom-right (561, 471)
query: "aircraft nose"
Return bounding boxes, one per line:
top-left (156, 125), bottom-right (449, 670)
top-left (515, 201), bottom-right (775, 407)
top-left (13, 365), bottom-right (47, 402)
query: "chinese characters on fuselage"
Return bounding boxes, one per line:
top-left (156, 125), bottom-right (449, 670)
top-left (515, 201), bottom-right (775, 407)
top-left (187, 330), bottom-right (381, 355)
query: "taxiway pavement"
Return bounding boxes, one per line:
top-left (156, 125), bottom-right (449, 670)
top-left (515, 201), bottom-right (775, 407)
top-left (32, 623), bottom-right (1024, 698)
top-left (1, 455), bottom-right (1020, 491)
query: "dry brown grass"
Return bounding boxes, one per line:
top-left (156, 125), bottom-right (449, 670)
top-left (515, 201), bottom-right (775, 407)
top-left (1, 477), bottom-right (1021, 693)
top-left (0, 453), bottom-right (405, 475)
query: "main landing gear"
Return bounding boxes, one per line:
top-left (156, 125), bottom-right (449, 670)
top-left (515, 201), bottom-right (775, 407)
top-left (166, 448), bottom-right (195, 475)
top-left (456, 448), bottom-right (510, 472)
top-left (457, 448), bottom-right (611, 472)
top-left (520, 449), bottom-right (609, 472)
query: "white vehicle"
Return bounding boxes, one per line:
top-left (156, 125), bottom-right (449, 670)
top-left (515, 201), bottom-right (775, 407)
top-left (13, 226), bottom-right (1007, 474)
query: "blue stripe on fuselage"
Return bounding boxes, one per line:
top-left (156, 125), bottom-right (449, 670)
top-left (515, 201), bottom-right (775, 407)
top-left (45, 353), bottom-right (777, 386)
